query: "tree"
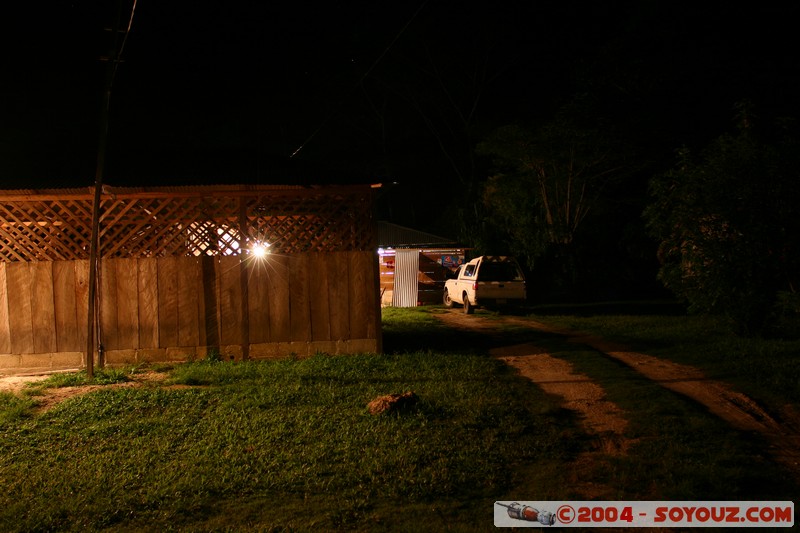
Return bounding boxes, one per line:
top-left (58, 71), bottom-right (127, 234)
top-left (477, 108), bottom-right (630, 272)
top-left (644, 113), bottom-right (800, 335)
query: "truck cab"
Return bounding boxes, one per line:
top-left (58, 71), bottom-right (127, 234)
top-left (443, 256), bottom-right (526, 314)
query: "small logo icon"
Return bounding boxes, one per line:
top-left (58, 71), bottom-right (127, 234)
top-left (556, 504), bottom-right (575, 524)
top-left (495, 502), bottom-right (556, 525)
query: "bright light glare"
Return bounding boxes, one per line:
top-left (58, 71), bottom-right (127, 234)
top-left (251, 242), bottom-right (270, 258)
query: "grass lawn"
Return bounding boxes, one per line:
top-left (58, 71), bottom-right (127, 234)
top-left (0, 309), bottom-right (571, 532)
top-left (0, 304), bottom-right (797, 531)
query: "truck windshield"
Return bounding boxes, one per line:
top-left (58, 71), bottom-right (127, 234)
top-left (479, 262), bottom-right (524, 282)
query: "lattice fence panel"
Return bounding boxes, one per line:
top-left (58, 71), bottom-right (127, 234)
top-left (0, 185), bottom-right (377, 262)
top-left (0, 197), bottom-right (95, 261)
top-left (244, 191), bottom-right (374, 254)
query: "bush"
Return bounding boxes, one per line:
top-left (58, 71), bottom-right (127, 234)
top-left (644, 119), bottom-right (800, 336)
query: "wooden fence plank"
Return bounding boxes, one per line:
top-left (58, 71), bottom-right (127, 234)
top-left (157, 256), bottom-right (179, 347)
top-left (363, 251), bottom-right (380, 342)
top-left (53, 261), bottom-right (79, 352)
top-left (247, 259), bottom-right (270, 344)
top-left (137, 258), bottom-right (159, 349)
top-left (267, 254), bottom-right (290, 342)
top-left (200, 256), bottom-right (219, 349)
top-left (6, 263), bottom-right (34, 354)
top-left (348, 252), bottom-right (369, 340)
top-left (115, 258), bottom-right (139, 350)
top-left (74, 260), bottom-right (89, 352)
top-left (309, 252), bottom-right (331, 341)
top-left (177, 256), bottom-right (200, 347)
top-left (0, 264), bottom-right (11, 353)
top-left (30, 261), bottom-right (57, 353)
top-left (218, 256), bottom-right (242, 346)
top-left (289, 253), bottom-right (311, 342)
top-left (328, 252), bottom-right (350, 341)
top-left (99, 259), bottom-right (119, 351)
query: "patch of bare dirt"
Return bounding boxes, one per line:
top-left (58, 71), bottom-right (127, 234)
top-left (0, 370), bottom-right (170, 413)
top-left (436, 309), bottom-right (800, 487)
top-left (0, 374), bottom-right (52, 394)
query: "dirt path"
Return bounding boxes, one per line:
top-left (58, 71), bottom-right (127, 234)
top-left (434, 310), bottom-right (635, 498)
top-left (489, 342), bottom-right (632, 499)
top-left (435, 309), bottom-right (800, 485)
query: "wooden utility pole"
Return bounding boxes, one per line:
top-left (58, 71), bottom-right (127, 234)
top-left (86, 43), bottom-right (113, 380)
top-left (86, 0), bottom-right (137, 378)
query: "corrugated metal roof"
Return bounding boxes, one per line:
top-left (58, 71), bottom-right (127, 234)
top-left (377, 221), bottom-right (458, 248)
top-left (0, 187), bottom-right (93, 196)
top-left (0, 183), bottom-right (380, 199)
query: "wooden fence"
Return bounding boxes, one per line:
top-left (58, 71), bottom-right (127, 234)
top-left (0, 185), bottom-right (381, 370)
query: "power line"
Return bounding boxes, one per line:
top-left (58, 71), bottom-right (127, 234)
top-left (290, 0), bottom-right (429, 159)
top-left (111, 0), bottom-right (138, 86)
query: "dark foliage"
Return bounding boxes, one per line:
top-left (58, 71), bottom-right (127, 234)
top-left (644, 110), bottom-right (800, 335)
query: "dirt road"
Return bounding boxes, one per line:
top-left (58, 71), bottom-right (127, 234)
top-left (435, 309), bottom-right (800, 488)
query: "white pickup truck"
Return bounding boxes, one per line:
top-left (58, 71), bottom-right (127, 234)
top-left (443, 256), bottom-right (526, 314)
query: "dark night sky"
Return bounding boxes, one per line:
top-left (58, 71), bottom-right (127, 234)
top-left (1, 1), bottom-right (799, 212)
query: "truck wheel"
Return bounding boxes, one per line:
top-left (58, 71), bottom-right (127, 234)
top-left (463, 294), bottom-right (474, 314)
top-left (443, 289), bottom-right (454, 308)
